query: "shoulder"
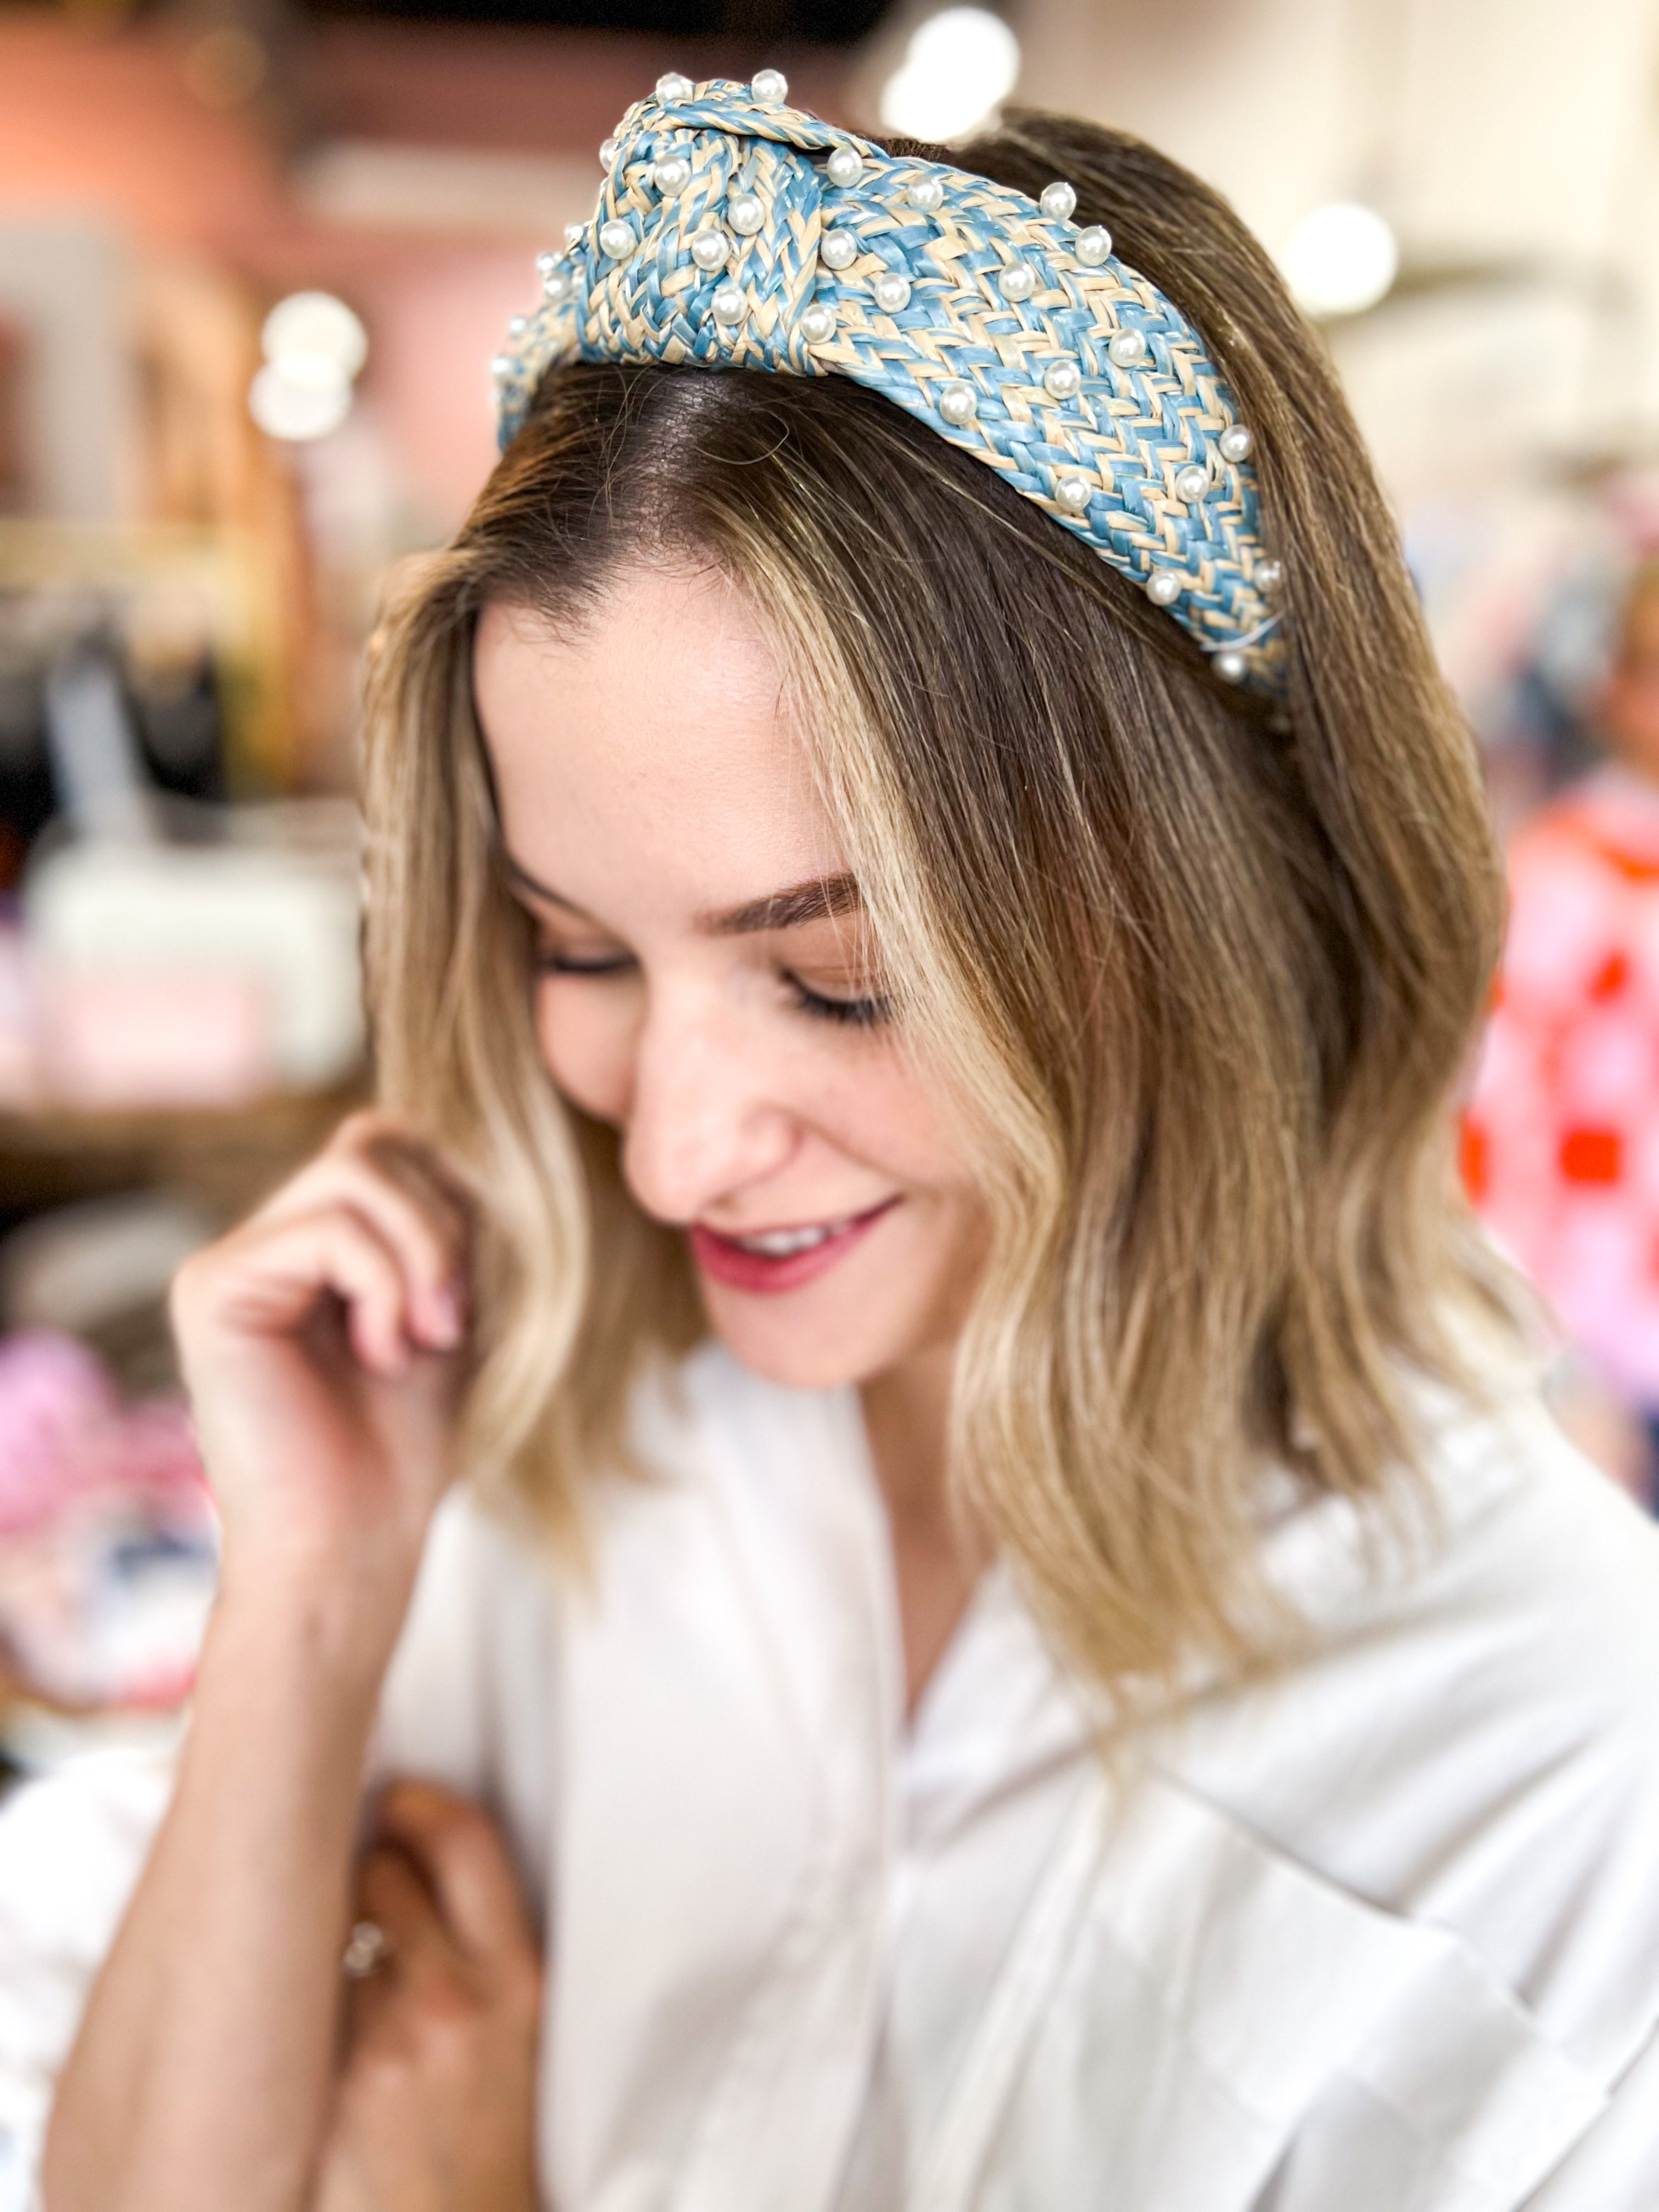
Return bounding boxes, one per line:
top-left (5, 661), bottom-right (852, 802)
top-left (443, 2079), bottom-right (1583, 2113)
top-left (1171, 1385), bottom-right (1659, 2075)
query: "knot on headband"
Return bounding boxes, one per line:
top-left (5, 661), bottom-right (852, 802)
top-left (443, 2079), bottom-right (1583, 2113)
top-left (494, 72), bottom-right (1287, 695)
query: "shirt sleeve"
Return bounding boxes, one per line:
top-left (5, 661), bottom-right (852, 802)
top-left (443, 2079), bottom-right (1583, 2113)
top-left (0, 1745), bottom-right (177, 2212)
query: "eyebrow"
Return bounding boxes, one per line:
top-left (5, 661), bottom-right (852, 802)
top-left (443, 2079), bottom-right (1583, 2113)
top-left (500, 850), bottom-right (864, 936)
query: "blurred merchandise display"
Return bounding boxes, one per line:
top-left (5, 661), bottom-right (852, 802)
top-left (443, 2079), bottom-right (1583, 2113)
top-left (1465, 560), bottom-right (1659, 1508)
top-left (0, 1330), bottom-right (217, 1748)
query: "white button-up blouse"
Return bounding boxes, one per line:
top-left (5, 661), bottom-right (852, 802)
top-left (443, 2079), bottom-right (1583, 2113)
top-left (3, 1339), bottom-right (1659, 2210)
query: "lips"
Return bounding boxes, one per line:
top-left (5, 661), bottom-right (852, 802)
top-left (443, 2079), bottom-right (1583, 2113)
top-left (688, 1197), bottom-right (900, 1295)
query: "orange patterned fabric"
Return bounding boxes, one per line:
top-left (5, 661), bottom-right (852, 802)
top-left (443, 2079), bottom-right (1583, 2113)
top-left (1465, 767), bottom-right (1659, 1406)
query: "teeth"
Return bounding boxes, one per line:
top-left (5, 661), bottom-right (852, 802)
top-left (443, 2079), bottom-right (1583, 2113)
top-left (732, 1218), bottom-right (848, 1256)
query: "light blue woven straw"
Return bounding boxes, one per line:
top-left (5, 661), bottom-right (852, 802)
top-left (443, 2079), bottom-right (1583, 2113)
top-left (494, 75), bottom-right (1286, 695)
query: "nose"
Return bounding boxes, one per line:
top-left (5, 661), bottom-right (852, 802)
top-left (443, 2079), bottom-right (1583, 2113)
top-left (620, 980), bottom-right (800, 1224)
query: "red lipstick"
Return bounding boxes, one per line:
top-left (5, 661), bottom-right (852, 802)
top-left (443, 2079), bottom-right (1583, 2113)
top-left (689, 1197), bottom-right (899, 1295)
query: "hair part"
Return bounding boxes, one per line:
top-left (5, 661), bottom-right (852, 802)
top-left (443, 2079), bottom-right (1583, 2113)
top-left (360, 110), bottom-right (1519, 1688)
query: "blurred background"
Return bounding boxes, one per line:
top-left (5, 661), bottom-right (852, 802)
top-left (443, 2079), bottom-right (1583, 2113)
top-left (2, 0), bottom-right (1658, 1774)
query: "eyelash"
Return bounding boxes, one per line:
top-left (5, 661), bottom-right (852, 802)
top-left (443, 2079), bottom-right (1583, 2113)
top-left (534, 953), bottom-right (890, 1028)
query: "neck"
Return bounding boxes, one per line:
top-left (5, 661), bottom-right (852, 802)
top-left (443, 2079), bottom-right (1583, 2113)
top-left (859, 1341), bottom-right (960, 1527)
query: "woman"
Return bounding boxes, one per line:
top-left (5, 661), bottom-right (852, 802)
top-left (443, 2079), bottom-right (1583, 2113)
top-left (14, 77), bottom-right (1659, 2212)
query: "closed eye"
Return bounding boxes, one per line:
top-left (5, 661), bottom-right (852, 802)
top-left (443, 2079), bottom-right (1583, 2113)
top-left (534, 951), bottom-right (636, 976)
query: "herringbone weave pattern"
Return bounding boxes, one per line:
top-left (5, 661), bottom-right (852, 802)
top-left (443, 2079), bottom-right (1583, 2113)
top-left (495, 77), bottom-right (1286, 693)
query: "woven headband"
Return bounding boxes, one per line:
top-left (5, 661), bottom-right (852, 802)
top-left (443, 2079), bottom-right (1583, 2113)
top-left (493, 70), bottom-right (1287, 695)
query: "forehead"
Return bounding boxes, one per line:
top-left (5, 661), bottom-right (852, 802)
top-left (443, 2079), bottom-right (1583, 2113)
top-left (473, 568), bottom-right (843, 918)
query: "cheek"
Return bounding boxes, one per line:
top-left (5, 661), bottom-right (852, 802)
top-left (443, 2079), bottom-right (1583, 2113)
top-left (534, 981), bottom-right (637, 1125)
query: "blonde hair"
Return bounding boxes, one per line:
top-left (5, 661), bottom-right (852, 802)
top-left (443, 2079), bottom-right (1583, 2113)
top-left (362, 112), bottom-right (1515, 1686)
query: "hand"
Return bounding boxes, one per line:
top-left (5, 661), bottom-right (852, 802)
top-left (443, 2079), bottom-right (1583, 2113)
top-left (170, 1112), bottom-right (475, 1637)
top-left (313, 1780), bottom-right (544, 2212)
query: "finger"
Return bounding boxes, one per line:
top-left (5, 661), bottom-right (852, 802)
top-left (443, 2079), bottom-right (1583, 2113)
top-left (376, 1781), bottom-right (539, 1972)
top-left (330, 1111), bottom-right (483, 1217)
top-left (253, 1156), bottom-right (469, 1354)
top-left (185, 1205), bottom-right (420, 1378)
top-left (339, 1846), bottom-right (454, 2049)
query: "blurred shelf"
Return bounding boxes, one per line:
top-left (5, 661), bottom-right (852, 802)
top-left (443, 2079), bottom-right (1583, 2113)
top-left (0, 1079), bottom-right (367, 1220)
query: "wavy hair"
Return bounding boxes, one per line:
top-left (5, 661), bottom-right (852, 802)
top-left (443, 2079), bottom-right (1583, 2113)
top-left (360, 111), bottom-right (1516, 1684)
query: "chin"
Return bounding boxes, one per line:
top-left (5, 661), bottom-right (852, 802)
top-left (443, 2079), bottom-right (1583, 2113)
top-left (697, 1279), bottom-right (925, 1393)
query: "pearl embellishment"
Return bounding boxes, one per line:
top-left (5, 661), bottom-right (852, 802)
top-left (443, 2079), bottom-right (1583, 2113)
top-left (712, 284), bottom-right (746, 325)
top-left (690, 228), bottom-right (729, 271)
top-left (1056, 474), bottom-right (1092, 512)
top-left (1146, 571), bottom-right (1182, 607)
top-left (599, 136), bottom-right (619, 168)
top-left (1074, 225), bottom-right (1113, 266)
top-left (652, 154), bottom-right (691, 195)
top-left (1042, 359), bottom-right (1081, 400)
top-left (821, 228), bottom-right (859, 270)
top-left (656, 71), bottom-right (694, 100)
top-left (800, 302), bottom-right (836, 343)
top-left (827, 147), bottom-right (864, 187)
top-left (599, 217), bottom-right (635, 258)
top-left (1218, 425), bottom-right (1253, 464)
top-left (540, 262), bottom-right (572, 303)
top-left (752, 66), bottom-right (788, 104)
top-left (1040, 180), bottom-right (1077, 220)
top-left (564, 222), bottom-right (586, 247)
top-left (490, 354), bottom-right (512, 379)
top-left (1175, 462), bottom-right (1209, 503)
top-left (1215, 650), bottom-right (1248, 684)
top-left (939, 381), bottom-right (977, 425)
top-left (874, 272), bottom-right (912, 312)
top-left (1255, 558), bottom-right (1284, 592)
top-left (729, 193), bottom-right (765, 235)
top-left (907, 176), bottom-right (946, 213)
top-left (1108, 329), bottom-right (1147, 368)
top-left (999, 262), bottom-right (1037, 302)
top-left (507, 315), bottom-right (527, 336)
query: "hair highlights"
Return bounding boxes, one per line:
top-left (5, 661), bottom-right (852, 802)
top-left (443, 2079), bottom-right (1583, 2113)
top-left (360, 113), bottom-right (1518, 1685)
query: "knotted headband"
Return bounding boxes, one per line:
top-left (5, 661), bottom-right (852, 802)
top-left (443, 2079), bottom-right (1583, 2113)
top-left (493, 70), bottom-right (1287, 695)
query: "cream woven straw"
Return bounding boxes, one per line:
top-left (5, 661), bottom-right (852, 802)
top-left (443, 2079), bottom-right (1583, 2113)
top-left (493, 70), bottom-right (1287, 695)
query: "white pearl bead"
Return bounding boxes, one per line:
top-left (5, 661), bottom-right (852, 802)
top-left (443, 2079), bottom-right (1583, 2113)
top-left (537, 250), bottom-right (559, 279)
top-left (712, 284), bottom-right (745, 325)
top-left (1042, 359), bottom-right (1081, 400)
top-left (541, 263), bottom-right (573, 303)
top-left (998, 262), bottom-right (1037, 302)
top-left (599, 217), bottom-right (635, 258)
top-left (1056, 474), bottom-right (1093, 512)
top-left (564, 222), bottom-right (586, 247)
top-left (599, 136), bottom-right (619, 168)
top-left (800, 301), bottom-right (836, 343)
top-left (690, 228), bottom-right (729, 271)
top-left (656, 71), bottom-right (694, 100)
top-left (1108, 329), bottom-right (1146, 368)
top-left (729, 193), bottom-right (765, 235)
top-left (652, 154), bottom-right (691, 195)
top-left (1040, 180), bottom-right (1077, 221)
top-left (752, 66), bottom-right (788, 104)
top-left (1074, 225), bottom-right (1113, 266)
top-left (1146, 571), bottom-right (1182, 607)
top-left (821, 228), bottom-right (859, 270)
top-left (490, 354), bottom-right (513, 379)
top-left (827, 146), bottom-right (864, 188)
top-left (938, 381), bottom-right (977, 425)
top-left (1255, 557), bottom-right (1284, 592)
top-left (874, 272), bottom-right (911, 312)
top-left (1175, 462), bottom-right (1209, 503)
top-left (1215, 650), bottom-right (1248, 684)
top-left (507, 315), bottom-right (527, 336)
top-left (907, 175), bottom-right (945, 213)
top-left (1218, 424), bottom-right (1252, 464)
